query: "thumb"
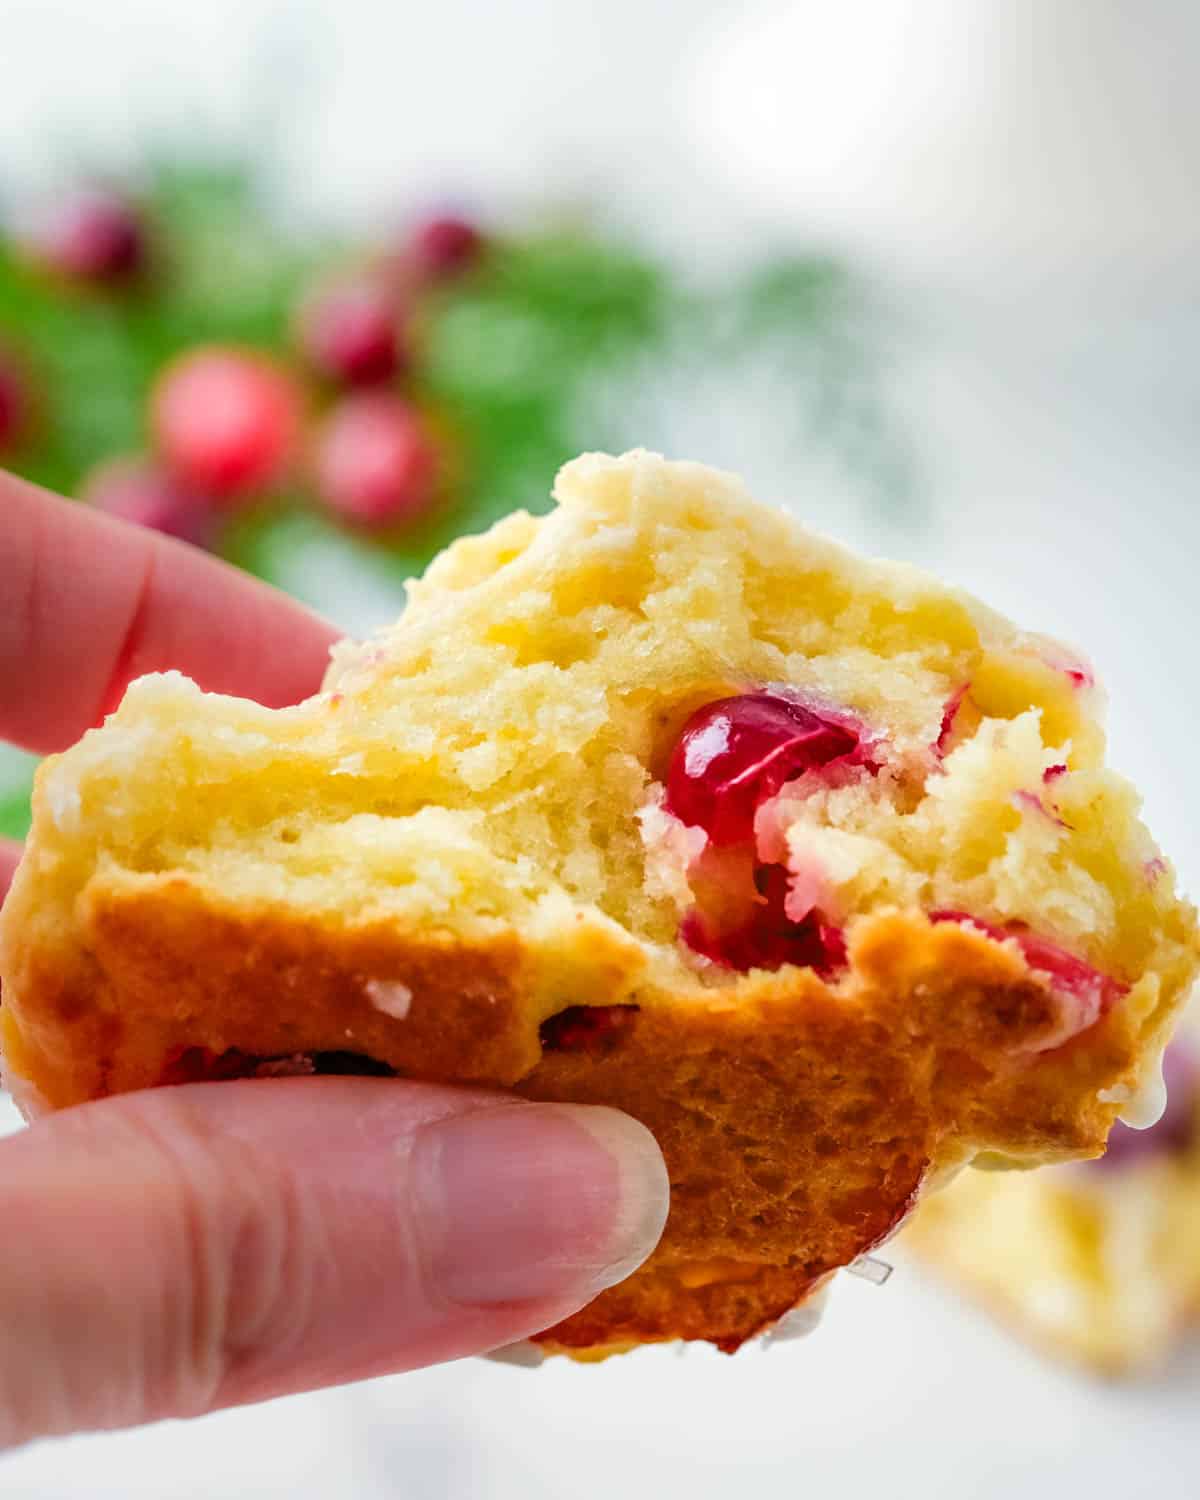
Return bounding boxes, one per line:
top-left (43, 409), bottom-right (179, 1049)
top-left (0, 1078), bottom-right (668, 1448)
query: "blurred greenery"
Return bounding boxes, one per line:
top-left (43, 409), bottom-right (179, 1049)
top-left (0, 792), bottom-right (31, 843)
top-left (0, 158), bottom-right (914, 842)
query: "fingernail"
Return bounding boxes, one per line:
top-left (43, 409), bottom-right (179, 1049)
top-left (412, 1103), bottom-right (669, 1307)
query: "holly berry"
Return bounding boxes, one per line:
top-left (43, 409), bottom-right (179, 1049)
top-left (0, 347), bottom-right (30, 456)
top-left (666, 692), bottom-right (861, 847)
top-left (410, 214), bottom-right (484, 278)
top-left (28, 187), bottom-right (146, 285)
top-left (82, 457), bottom-right (216, 547)
top-left (314, 393), bottom-right (438, 530)
top-left (152, 348), bottom-right (302, 504)
top-left (298, 278), bottom-right (405, 386)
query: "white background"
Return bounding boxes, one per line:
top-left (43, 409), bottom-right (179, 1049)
top-left (3, 2), bottom-right (1200, 1494)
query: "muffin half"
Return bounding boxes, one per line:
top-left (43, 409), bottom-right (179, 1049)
top-left (1, 450), bottom-right (1195, 1355)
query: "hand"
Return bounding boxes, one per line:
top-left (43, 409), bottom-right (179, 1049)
top-left (0, 472), bottom-right (669, 1450)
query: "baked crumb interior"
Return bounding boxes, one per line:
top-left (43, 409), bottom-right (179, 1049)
top-left (26, 451), bottom-right (1190, 1029)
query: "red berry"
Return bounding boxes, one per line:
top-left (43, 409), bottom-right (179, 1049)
top-left (666, 692), bottom-right (861, 847)
top-left (411, 214), bottom-right (484, 277)
top-left (28, 188), bottom-right (146, 284)
top-left (83, 457), bottom-right (216, 547)
top-left (664, 691), bottom-right (870, 976)
top-left (157, 1046), bottom-right (397, 1084)
top-left (935, 684), bottom-right (968, 757)
top-left (930, 910), bottom-right (1126, 1040)
top-left (159, 1047), bottom-right (259, 1085)
top-left (314, 393), bottom-right (438, 530)
top-left (152, 349), bottom-right (302, 504)
top-left (0, 349), bottom-right (29, 455)
top-left (682, 864), bottom-right (847, 977)
top-left (540, 1005), bottom-right (639, 1053)
top-left (298, 279), bottom-right (404, 386)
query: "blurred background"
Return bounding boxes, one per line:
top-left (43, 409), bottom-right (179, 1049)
top-left (2, 0), bottom-right (1200, 1494)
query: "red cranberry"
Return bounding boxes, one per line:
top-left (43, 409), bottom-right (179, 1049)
top-left (29, 188), bottom-right (146, 284)
top-left (664, 691), bottom-right (867, 977)
top-left (540, 1005), bottom-right (639, 1053)
top-left (683, 864), bottom-right (847, 976)
top-left (666, 692), bottom-right (860, 848)
top-left (935, 684), bottom-right (968, 758)
top-left (83, 457), bottom-right (217, 547)
top-left (298, 279), bottom-right (405, 386)
top-left (411, 214), bottom-right (484, 277)
top-left (1097, 1043), bottom-right (1199, 1168)
top-left (930, 910), bottom-right (1125, 1037)
top-left (159, 1047), bottom-right (259, 1085)
top-left (314, 393), bottom-right (438, 530)
top-left (152, 348), bottom-right (302, 503)
top-left (158, 1046), bottom-right (395, 1084)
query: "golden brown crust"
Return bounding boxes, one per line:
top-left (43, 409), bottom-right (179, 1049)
top-left (0, 867), bottom-right (1176, 1355)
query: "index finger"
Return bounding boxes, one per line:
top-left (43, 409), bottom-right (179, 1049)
top-left (0, 470), bottom-right (342, 754)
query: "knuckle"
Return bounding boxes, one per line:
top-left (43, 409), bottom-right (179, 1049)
top-left (114, 1092), bottom-right (324, 1418)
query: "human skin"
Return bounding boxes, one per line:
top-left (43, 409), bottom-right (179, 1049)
top-left (0, 471), bottom-right (669, 1451)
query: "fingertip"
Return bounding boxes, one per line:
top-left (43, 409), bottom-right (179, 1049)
top-left (0, 472), bottom-right (342, 753)
top-left (545, 1105), bottom-right (671, 1284)
top-left (410, 1101), bottom-right (668, 1309)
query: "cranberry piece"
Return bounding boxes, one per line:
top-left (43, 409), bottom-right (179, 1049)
top-left (152, 348), bottom-right (302, 503)
top-left (298, 279), bottom-right (405, 386)
top-left (1009, 931), bottom-right (1123, 1011)
top-left (159, 1047), bottom-right (259, 1085)
top-left (930, 910), bottom-right (1125, 1038)
top-left (29, 188), bottom-right (146, 284)
top-left (665, 690), bottom-right (866, 977)
top-left (540, 1005), bottom-right (639, 1053)
top-left (666, 692), bottom-right (860, 847)
top-left (683, 864), bottom-right (847, 976)
top-left (159, 1046), bottom-right (396, 1084)
top-left (411, 214), bottom-right (484, 277)
top-left (314, 393), bottom-right (439, 530)
top-left (935, 684), bottom-right (968, 758)
top-left (83, 457), bottom-right (216, 547)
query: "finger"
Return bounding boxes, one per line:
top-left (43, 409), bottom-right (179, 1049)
top-left (0, 470), bottom-right (342, 754)
top-left (0, 840), bottom-right (18, 904)
top-left (0, 1080), bottom-right (668, 1448)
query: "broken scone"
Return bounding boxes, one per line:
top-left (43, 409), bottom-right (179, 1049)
top-left (907, 1028), bottom-right (1200, 1376)
top-left (1, 450), bottom-right (1195, 1356)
